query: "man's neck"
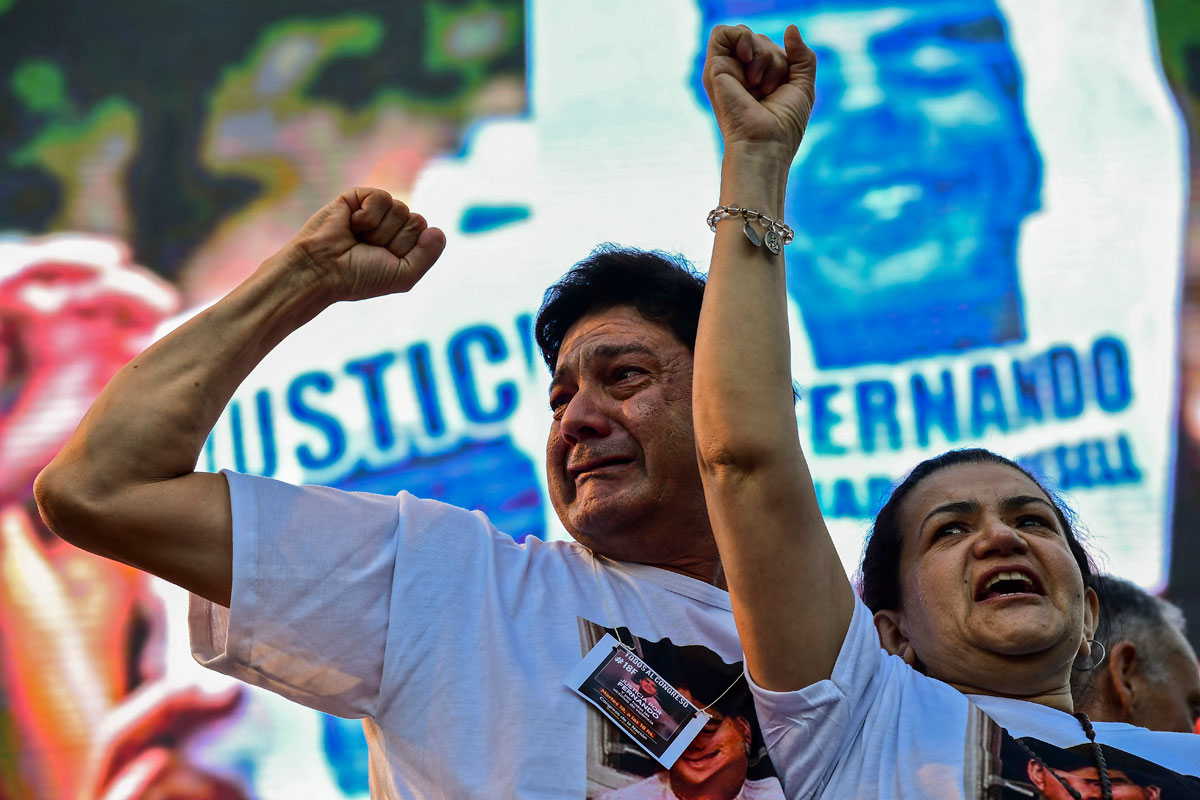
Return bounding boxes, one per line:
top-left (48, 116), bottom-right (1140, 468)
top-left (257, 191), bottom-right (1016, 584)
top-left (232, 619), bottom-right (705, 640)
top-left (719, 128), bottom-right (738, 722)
top-left (653, 559), bottom-right (727, 590)
top-left (595, 550), bottom-right (727, 589)
top-left (1071, 681), bottom-right (1128, 724)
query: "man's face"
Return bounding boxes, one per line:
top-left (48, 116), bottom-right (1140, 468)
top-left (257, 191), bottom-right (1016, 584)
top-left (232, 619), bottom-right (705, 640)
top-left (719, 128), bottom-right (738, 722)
top-left (784, 1), bottom-right (1038, 291)
top-left (1133, 625), bottom-right (1200, 733)
top-left (637, 677), bottom-right (658, 697)
top-left (713, 0), bottom-right (1040, 291)
top-left (545, 306), bottom-right (709, 565)
top-left (671, 691), bottom-right (752, 800)
top-left (1028, 763), bottom-right (1161, 800)
top-left (697, 0), bottom-right (1039, 366)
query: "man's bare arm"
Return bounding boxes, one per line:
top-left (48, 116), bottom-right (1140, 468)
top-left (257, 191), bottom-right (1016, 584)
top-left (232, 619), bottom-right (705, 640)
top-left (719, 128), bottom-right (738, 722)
top-left (693, 25), bottom-right (855, 692)
top-left (34, 189), bottom-right (445, 606)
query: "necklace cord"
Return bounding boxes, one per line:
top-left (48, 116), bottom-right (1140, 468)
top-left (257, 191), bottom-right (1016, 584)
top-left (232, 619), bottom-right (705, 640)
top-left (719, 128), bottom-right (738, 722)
top-left (1074, 712), bottom-right (1111, 800)
top-left (591, 550), bottom-right (629, 649)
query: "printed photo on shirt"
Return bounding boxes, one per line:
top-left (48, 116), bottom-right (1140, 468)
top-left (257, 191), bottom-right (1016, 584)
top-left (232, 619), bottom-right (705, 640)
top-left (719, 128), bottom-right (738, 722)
top-left (964, 707), bottom-right (1200, 798)
top-left (576, 619), bottom-right (783, 800)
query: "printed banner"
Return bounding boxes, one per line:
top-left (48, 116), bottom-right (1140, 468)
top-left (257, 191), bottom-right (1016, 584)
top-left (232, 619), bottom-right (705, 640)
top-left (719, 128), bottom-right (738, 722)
top-left (208, 0), bottom-right (1184, 589)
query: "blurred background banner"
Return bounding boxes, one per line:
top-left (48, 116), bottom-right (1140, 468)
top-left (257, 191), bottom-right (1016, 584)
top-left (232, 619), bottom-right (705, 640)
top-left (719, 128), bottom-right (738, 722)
top-left (1, 0), bottom-right (1196, 796)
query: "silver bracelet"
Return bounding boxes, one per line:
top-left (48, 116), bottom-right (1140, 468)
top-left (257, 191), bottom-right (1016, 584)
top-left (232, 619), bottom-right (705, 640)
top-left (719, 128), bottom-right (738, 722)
top-left (706, 205), bottom-right (794, 255)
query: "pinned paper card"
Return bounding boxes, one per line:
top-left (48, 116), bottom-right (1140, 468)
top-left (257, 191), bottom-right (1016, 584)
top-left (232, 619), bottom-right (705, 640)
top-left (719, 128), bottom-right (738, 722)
top-left (565, 634), bottom-right (710, 769)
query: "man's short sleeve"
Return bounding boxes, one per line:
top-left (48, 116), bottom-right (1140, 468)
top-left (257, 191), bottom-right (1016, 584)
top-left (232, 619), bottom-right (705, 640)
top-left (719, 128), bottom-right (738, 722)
top-left (190, 471), bottom-right (479, 719)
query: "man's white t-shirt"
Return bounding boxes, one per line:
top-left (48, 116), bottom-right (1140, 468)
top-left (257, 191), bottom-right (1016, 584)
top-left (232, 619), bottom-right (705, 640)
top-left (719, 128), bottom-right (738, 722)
top-left (750, 596), bottom-right (1200, 799)
top-left (190, 473), bottom-right (783, 799)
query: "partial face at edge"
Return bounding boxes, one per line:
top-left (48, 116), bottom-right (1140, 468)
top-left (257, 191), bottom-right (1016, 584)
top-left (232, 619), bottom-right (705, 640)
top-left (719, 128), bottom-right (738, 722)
top-left (544, 305), bottom-right (709, 562)
top-left (1135, 626), bottom-right (1200, 733)
top-left (885, 462), bottom-right (1093, 689)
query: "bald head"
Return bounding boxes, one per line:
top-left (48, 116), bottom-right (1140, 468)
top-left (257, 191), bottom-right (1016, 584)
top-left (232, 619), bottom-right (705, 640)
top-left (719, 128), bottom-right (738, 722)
top-left (1072, 575), bottom-right (1200, 733)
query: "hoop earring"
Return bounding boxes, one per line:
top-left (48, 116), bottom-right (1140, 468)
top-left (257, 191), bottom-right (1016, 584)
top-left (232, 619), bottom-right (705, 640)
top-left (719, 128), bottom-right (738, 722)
top-left (1072, 639), bottom-right (1106, 671)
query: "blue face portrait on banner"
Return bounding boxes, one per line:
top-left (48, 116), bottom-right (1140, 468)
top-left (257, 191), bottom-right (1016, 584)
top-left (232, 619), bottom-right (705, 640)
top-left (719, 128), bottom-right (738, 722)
top-left (696, 0), bottom-right (1043, 368)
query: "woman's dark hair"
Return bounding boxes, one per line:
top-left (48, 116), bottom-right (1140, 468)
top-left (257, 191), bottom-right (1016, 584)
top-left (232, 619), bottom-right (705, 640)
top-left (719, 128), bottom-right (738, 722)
top-left (535, 245), bottom-right (706, 371)
top-left (859, 448), bottom-right (1095, 613)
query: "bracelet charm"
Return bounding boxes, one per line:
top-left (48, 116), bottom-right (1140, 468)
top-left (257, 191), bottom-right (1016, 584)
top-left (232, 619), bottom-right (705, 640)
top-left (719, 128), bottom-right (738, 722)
top-left (763, 228), bottom-right (783, 255)
top-left (742, 218), bottom-right (762, 248)
top-left (707, 205), bottom-right (792, 256)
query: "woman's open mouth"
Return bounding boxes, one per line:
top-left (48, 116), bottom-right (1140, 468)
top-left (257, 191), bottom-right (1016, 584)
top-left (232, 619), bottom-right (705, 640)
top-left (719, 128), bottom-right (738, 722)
top-left (974, 568), bottom-right (1045, 601)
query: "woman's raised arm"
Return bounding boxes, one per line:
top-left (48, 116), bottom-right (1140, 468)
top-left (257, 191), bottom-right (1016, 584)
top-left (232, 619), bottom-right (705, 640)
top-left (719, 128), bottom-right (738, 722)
top-left (693, 24), bottom-right (855, 691)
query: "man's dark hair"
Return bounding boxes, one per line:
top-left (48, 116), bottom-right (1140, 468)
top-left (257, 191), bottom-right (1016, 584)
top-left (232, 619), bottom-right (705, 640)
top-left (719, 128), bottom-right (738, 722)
top-left (859, 448), bottom-right (1094, 614)
top-left (1071, 574), bottom-right (1187, 704)
top-left (534, 246), bottom-right (706, 371)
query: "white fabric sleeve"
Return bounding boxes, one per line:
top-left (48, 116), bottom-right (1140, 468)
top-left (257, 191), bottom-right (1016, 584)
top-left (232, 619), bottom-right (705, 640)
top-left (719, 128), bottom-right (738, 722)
top-left (746, 596), bottom-right (883, 799)
top-left (189, 471), bottom-right (510, 720)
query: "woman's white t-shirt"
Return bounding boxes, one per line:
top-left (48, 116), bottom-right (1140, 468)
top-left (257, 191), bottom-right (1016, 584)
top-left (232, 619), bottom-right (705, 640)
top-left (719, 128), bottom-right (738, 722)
top-left (750, 596), bottom-right (1200, 798)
